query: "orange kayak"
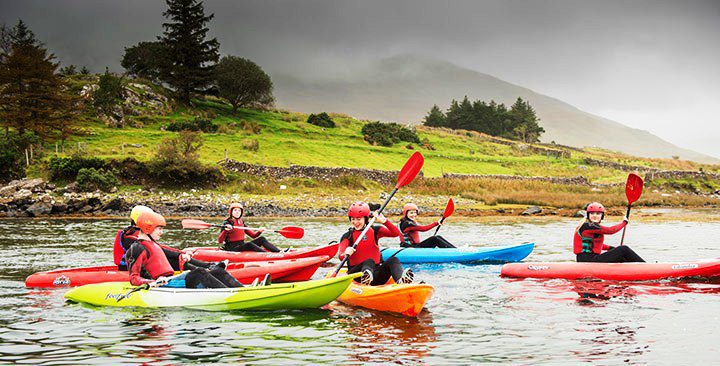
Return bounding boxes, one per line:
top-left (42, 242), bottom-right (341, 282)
top-left (329, 271), bottom-right (434, 317)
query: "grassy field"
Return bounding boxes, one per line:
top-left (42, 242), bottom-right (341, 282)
top-left (25, 77), bottom-right (720, 212)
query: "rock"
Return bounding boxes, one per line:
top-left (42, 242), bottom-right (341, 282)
top-left (110, 186), bottom-right (118, 193)
top-left (574, 210), bottom-right (587, 217)
top-left (21, 178), bottom-right (46, 192)
top-left (65, 182), bottom-right (79, 193)
top-left (179, 204), bottom-right (203, 211)
top-left (521, 206), bottom-right (542, 216)
top-left (79, 205), bottom-right (94, 213)
top-left (0, 203), bottom-right (7, 211)
top-left (550, 211), bottom-right (558, 215)
top-left (26, 201), bottom-right (53, 217)
top-left (51, 204), bottom-right (68, 213)
top-left (87, 197), bottom-right (102, 207)
top-left (496, 208), bottom-right (506, 213)
top-left (101, 197), bottom-right (126, 211)
top-left (13, 189), bottom-right (32, 201)
top-left (47, 183), bottom-right (56, 191)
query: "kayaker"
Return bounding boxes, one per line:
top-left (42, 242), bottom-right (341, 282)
top-left (114, 205), bottom-right (152, 270)
top-left (398, 203), bottom-right (456, 248)
top-left (573, 202), bottom-right (645, 263)
top-left (116, 205), bottom-right (218, 272)
top-left (126, 211), bottom-right (269, 288)
top-left (218, 202), bottom-right (281, 252)
top-left (338, 201), bottom-right (414, 285)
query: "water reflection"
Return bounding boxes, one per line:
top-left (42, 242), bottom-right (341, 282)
top-left (330, 304), bottom-right (437, 364)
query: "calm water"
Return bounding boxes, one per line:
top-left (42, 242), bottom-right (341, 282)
top-left (1, 216), bottom-right (720, 364)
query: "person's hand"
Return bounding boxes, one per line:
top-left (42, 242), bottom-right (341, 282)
top-left (344, 247), bottom-right (356, 257)
top-left (623, 216), bottom-right (629, 223)
top-left (437, 220), bottom-right (443, 226)
top-left (372, 211), bottom-right (387, 224)
top-left (224, 224), bottom-right (233, 231)
top-left (152, 276), bottom-right (170, 287)
top-left (258, 227), bottom-right (266, 233)
top-left (607, 246), bottom-right (616, 250)
top-left (180, 252), bottom-right (193, 262)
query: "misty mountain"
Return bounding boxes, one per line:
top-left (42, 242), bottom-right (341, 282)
top-left (272, 55), bottom-right (718, 164)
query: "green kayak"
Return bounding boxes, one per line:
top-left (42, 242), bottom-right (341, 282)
top-left (64, 274), bottom-right (360, 311)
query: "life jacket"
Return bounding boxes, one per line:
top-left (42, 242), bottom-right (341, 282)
top-left (340, 225), bottom-right (382, 266)
top-left (222, 218), bottom-right (246, 243)
top-left (399, 219), bottom-right (419, 246)
top-left (114, 226), bottom-right (140, 267)
top-left (576, 229), bottom-right (595, 254)
top-left (126, 239), bottom-right (174, 280)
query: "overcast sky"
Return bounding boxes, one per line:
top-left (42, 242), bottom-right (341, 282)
top-left (2, 0), bottom-right (719, 158)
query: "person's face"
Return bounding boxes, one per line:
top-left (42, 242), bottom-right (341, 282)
top-left (588, 212), bottom-right (603, 223)
top-left (151, 226), bottom-right (164, 238)
top-left (231, 208), bottom-right (242, 218)
top-left (350, 216), bottom-right (366, 230)
top-left (407, 210), bottom-right (418, 220)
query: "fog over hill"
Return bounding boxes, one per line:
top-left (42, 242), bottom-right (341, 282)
top-left (273, 56), bottom-right (718, 164)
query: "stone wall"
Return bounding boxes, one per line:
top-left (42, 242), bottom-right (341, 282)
top-left (644, 170), bottom-right (720, 182)
top-left (582, 158), bottom-right (660, 173)
top-left (220, 160), bottom-right (421, 185)
top-left (441, 173), bottom-right (591, 185)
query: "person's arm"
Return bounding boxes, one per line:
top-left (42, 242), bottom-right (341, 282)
top-left (128, 250), bottom-right (153, 286)
top-left (582, 221), bottom-right (627, 236)
top-left (338, 236), bottom-right (351, 260)
top-left (377, 220), bottom-right (402, 238)
top-left (245, 228), bottom-right (263, 238)
top-left (403, 221), bottom-right (439, 233)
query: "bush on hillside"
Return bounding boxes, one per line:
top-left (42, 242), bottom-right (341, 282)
top-left (307, 112), bottom-right (336, 128)
top-left (239, 120), bottom-right (262, 134)
top-left (361, 121), bottom-right (420, 147)
top-left (47, 155), bottom-right (107, 181)
top-left (94, 69), bottom-right (124, 114)
top-left (166, 118), bottom-right (218, 133)
top-left (0, 140), bottom-right (26, 183)
top-left (148, 131), bottom-right (224, 188)
top-left (76, 168), bottom-right (118, 192)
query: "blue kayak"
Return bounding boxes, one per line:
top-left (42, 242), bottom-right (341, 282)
top-left (380, 243), bottom-right (534, 264)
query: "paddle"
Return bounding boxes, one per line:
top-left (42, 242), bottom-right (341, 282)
top-left (181, 219), bottom-right (304, 239)
top-left (432, 198), bottom-right (455, 236)
top-left (619, 173), bottom-right (644, 246)
top-left (332, 151), bottom-right (425, 277)
top-left (116, 272), bottom-right (185, 302)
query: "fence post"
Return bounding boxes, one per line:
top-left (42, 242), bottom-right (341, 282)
top-left (55, 142), bottom-right (58, 154)
top-left (224, 149), bottom-right (228, 161)
top-left (25, 149), bottom-right (29, 166)
top-left (121, 143), bottom-right (125, 155)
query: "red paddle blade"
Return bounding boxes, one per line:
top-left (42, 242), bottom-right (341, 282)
top-left (396, 151), bottom-right (425, 188)
top-left (443, 198), bottom-right (455, 218)
top-left (625, 173), bottom-right (644, 204)
top-left (181, 219), bottom-right (213, 230)
top-left (277, 226), bottom-right (304, 239)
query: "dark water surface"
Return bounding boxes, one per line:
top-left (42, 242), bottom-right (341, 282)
top-left (1, 217), bottom-right (719, 364)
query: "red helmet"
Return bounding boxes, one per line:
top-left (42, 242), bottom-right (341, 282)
top-left (228, 202), bottom-right (244, 218)
top-left (136, 211), bottom-right (166, 235)
top-left (348, 201), bottom-right (370, 218)
top-left (402, 203), bottom-right (419, 217)
top-left (586, 202), bottom-right (605, 219)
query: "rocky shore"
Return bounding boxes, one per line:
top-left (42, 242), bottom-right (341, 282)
top-left (0, 178), bottom-right (595, 219)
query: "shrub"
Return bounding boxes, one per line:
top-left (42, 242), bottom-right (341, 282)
top-left (239, 120), bottom-right (262, 134)
top-left (94, 69), bottom-right (124, 113)
top-left (242, 139), bottom-right (259, 152)
top-left (307, 112), bottom-right (336, 128)
top-left (47, 155), bottom-right (106, 181)
top-left (0, 140), bottom-right (25, 183)
top-left (166, 118), bottom-right (218, 133)
top-left (361, 121), bottom-right (420, 147)
top-left (147, 164), bottom-right (224, 188)
top-left (76, 168), bottom-right (118, 192)
top-left (155, 131), bottom-right (204, 165)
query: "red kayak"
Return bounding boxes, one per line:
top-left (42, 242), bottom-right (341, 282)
top-left (188, 243), bottom-right (339, 262)
top-left (25, 256), bottom-right (329, 288)
top-left (500, 258), bottom-right (720, 281)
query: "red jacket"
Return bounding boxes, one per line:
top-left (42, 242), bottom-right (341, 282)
top-left (218, 218), bottom-right (262, 243)
top-left (127, 239), bottom-right (175, 285)
top-left (338, 220), bottom-right (401, 266)
top-left (573, 221), bottom-right (627, 254)
top-left (399, 219), bottom-right (439, 245)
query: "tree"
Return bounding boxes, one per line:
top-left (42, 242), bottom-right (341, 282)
top-left (93, 68), bottom-right (124, 114)
top-left (121, 41), bottom-right (167, 82)
top-left (508, 97), bottom-right (544, 142)
top-left (0, 20), bottom-right (79, 142)
top-left (213, 56), bottom-right (274, 113)
top-left (158, 0), bottom-right (219, 104)
top-left (423, 105), bottom-right (446, 127)
top-left (59, 64), bottom-right (77, 75)
top-left (79, 66), bottom-right (90, 75)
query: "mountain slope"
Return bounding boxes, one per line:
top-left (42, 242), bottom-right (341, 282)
top-left (272, 55), bottom-right (718, 164)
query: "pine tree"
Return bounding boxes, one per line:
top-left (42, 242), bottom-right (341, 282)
top-left (508, 97), bottom-right (544, 142)
top-left (0, 20), bottom-right (79, 142)
top-left (158, 0), bottom-right (219, 104)
top-left (423, 105), bottom-right (446, 127)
